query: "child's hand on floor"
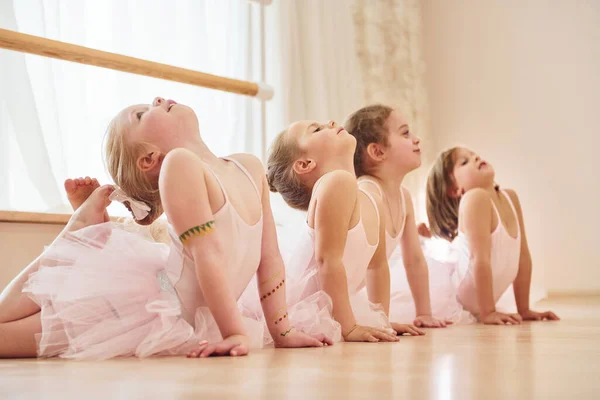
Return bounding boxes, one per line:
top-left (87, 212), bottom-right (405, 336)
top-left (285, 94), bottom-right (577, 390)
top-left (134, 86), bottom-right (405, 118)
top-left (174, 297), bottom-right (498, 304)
top-left (186, 334), bottom-right (249, 358)
top-left (274, 330), bottom-right (333, 348)
top-left (391, 322), bottom-right (425, 336)
top-left (414, 315), bottom-right (453, 328)
top-left (343, 325), bottom-right (399, 342)
top-left (519, 309), bottom-right (560, 321)
top-left (481, 311), bottom-right (522, 325)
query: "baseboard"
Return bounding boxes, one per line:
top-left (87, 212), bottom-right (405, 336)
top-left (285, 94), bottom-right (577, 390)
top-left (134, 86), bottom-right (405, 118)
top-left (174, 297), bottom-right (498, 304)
top-left (547, 290), bottom-right (600, 299)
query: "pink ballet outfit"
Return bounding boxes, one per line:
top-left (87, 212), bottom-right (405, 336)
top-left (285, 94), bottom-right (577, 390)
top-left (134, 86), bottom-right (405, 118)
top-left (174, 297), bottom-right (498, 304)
top-left (284, 178), bottom-right (394, 342)
top-left (359, 179), bottom-right (468, 324)
top-left (452, 190), bottom-right (521, 315)
top-left (23, 157), bottom-right (269, 360)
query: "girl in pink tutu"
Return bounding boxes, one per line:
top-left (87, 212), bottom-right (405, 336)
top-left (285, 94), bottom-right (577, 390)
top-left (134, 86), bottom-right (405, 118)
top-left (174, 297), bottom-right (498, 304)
top-left (266, 119), bottom-right (420, 343)
top-left (344, 105), bottom-right (455, 326)
top-left (0, 97), bottom-right (332, 359)
top-left (425, 147), bottom-right (559, 324)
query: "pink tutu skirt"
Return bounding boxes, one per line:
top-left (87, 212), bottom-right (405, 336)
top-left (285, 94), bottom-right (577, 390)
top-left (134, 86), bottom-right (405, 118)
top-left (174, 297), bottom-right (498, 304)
top-left (387, 240), bottom-right (476, 324)
top-left (284, 264), bottom-right (394, 341)
top-left (23, 222), bottom-right (265, 360)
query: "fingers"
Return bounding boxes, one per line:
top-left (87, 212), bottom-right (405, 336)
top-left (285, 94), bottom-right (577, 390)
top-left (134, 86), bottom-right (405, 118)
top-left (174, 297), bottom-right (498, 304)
top-left (365, 334), bottom-right (379, 343)
top-left (213, 341), bottom-right (240, 356)
top-left (512, 314), bottom-right (523, 323)
top-left (313, 333), bottom-right (334, 346)
top-left (543, 311), bottom-right (560, 321)
top-left (199, 344), bottom-right (217, 358)
top-left (230, 344), bottom-right (249, 357)
top-left (508, 315), bottom-right (521, 325)
top-left (371, 329), bottom-right (399, 342)
top-left (406, 326), bottom-right (425, 336)
top-left (502, 315), bottom-right (520, 325)
top-left (299, 336), bottom-right (324, 348)
top-left (430, 320), bottom-right (445, 328)
top-left (186, 341), bottom-right (209, 358)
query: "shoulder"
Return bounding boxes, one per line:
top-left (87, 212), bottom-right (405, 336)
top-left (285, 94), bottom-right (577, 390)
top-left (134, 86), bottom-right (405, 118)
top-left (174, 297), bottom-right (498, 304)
top-left (312, 171), bottom-right (358, 228)
top-left (460, 188), bottom-right (492, 216)
top-left (357, 176), bottom-right (383, 201)
top-left (400, 186), bottom-right (413, 203)
top-left (317, 170), bottom-right (357, 195)
top-left (226, 153), bottom-right (266, 191)
top-left (227, 153), bottom-right (265, 178)
top-left (313, 170), bottom-right (358, 211)
top-left (161, 148), bottom-right (205, 177)
top-left (503, 188), bottom-right (521, 207)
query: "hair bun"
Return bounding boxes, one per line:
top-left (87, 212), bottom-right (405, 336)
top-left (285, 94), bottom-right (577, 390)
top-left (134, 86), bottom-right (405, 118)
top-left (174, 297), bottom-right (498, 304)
top-left (266, 173), bottom-right (279, 193)
top-left (268, 181), bottom-right (279, 193)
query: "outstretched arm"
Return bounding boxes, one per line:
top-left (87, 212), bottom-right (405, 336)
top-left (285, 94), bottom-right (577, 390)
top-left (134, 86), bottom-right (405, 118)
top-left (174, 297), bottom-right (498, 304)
top-left (400, 190), bottom-right (449, 328)
top-left (506, 190), bottom-right (559, 321)
top-left (160, 149), bottom-right (247, 357)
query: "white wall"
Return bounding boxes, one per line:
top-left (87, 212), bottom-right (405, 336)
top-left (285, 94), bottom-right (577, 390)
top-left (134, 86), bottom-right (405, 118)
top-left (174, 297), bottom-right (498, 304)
top-left (421, 0), bottom-right (600, 293)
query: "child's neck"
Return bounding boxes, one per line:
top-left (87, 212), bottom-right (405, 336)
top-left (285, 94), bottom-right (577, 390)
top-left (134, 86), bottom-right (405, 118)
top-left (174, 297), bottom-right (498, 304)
top-left (365, 168), bottom-right (407, 198)
top-left (475, 183), bottom-right (499, 198)
top-left (310, 160), bottom-right (356, 188)
top-left (182, 138), bottom-right (221, 164)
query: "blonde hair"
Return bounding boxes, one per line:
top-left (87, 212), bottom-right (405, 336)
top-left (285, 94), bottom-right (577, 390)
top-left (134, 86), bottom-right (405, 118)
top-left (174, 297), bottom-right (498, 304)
top-left (104, 115), bottom-right (163, 225)
top-left (426, 147), bottom-right (460, 242)
top-left (344, 104), bottom-right (394, 177)
top-left (266, 129), bottom-right (312, 211)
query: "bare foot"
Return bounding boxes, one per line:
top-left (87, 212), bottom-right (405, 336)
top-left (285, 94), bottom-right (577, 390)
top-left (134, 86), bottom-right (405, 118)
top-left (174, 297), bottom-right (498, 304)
top-left (65, 185), bottom-right (115, 233)
top-left (65, 177), bottom-right (110, 222)
top-left (65, 177), bottom-right (100, 211)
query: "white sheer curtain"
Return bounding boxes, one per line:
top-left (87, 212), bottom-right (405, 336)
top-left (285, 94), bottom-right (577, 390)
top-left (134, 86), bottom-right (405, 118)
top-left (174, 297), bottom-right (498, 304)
top-left (0, 0), bottom-right (260, 214)
top-left (265, 0), bottom-right (366, 136)
top-left (0, 0), bottom-right (368, 218)
top-left (263, 0), bottom-right (368, 258)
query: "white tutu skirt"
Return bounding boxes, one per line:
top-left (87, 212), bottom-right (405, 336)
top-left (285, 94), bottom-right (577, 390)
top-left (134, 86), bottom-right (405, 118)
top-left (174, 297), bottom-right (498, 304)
top-left (387, 238), bottom-right (547, 323)
top-left (284, 264), bottom-right (394, 341)
top-left (23, 222), bottom-right (265, 360)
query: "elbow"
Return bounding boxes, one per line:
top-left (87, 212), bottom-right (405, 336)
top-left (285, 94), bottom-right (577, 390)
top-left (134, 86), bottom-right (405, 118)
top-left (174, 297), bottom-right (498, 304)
top-left (315, 255), bottom-right (343, 275)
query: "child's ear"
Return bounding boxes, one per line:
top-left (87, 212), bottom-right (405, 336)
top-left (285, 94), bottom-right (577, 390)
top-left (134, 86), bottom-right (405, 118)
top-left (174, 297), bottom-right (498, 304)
top-left (366, 142), bottom-right (386, 162)
top-left (447, 186), bottom-right (464, 199)
top-left (293, 158), bottom-right (317, 176)
top-left (137, 151), bottom-right (162, 173)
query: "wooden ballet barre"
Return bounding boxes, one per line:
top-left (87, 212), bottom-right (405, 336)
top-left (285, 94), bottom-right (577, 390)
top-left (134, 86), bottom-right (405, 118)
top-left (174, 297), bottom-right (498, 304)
top-left (0, 28), bottom-right (273, 99)
top-left (0, 210), bottom-right (125, 225)
top-left (0, 211), bottom-right (71, 225)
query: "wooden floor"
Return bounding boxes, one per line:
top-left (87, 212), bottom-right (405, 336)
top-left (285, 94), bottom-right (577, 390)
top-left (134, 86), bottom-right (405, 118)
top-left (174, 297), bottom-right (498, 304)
top-left (1, 297), bottom-right (599, 400)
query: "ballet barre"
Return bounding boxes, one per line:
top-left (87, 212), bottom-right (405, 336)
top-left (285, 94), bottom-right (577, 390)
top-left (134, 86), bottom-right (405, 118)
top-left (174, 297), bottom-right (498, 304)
top-left (0, 28), bottom-right (273, 100)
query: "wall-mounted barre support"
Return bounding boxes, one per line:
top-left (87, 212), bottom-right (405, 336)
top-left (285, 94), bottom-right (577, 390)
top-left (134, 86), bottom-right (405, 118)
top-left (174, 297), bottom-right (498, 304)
top-left (0, 28), bottom-right (273, 100)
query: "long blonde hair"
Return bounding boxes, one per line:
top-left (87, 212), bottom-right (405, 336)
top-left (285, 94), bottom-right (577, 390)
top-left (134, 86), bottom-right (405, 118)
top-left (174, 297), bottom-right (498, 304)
top-left (104, 115), bottom-right (163, 225)
top-left (426, 147), bottom-right (460, 241)
top-left (266, 129), bottom-right (312, 211)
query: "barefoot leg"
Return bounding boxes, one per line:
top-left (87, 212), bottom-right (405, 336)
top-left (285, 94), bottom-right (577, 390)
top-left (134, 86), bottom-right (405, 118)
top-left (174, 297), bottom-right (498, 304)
top-left (0, 313), bottom-right (41, 358)
top-left (0, 186), bottom-right (115, 324)
top-left (0, 256), bottom-right (44, 323)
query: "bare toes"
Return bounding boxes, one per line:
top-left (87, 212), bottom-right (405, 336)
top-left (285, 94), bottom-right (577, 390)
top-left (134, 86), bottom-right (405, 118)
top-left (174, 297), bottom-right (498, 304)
top-left (64, 179), bottom-right (77, 194)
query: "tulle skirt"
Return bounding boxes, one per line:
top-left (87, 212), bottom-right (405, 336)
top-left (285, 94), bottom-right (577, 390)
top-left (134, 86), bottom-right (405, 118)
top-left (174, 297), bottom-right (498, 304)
top-left (387, 238), bottom-right (546, 323)
top-left (23, 222), bottom-right (265, 360)
top-left (285, 262), bottom-right (394, 340)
